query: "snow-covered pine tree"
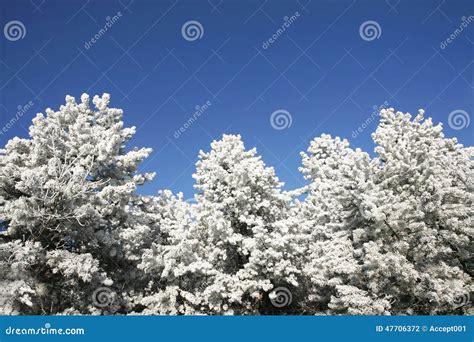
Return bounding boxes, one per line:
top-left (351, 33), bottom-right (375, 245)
top-left (0, 94), bottom-right (154, 314)
top-left (122, 190), bottom-right (200, 315)
top-left (189, 134), bottom-right (301, 314)
top-left (299, 109), bottom-right (473, 315)
top-left (370, 109), bottom-right (473, 314)
top-left (0, 93), bottom-right (471, 316)
top-left (298, 133), bottom-right (391, 314)
top-left (133, 135), bottom-right (318, 315)
top-left (132, 135), bottom-right (304, 314)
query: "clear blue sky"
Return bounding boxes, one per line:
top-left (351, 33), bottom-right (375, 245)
top-left (1, 0), bottom-right (472, 197)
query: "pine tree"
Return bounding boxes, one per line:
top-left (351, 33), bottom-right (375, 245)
top-left (189, 135), bottom-right (299, 314)
top-left (1, 94), bottom-right (471, 316)
top-left (0, 94), bottom-right (153, 314)
top-left (299, 109), bottom-right (473, 315)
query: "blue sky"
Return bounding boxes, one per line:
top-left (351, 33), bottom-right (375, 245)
top-left (0, 0), bottom-right (472, 197)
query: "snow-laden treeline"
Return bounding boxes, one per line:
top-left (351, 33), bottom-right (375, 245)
top-left (0, 94), bottom-right (472, 315)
